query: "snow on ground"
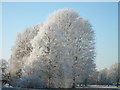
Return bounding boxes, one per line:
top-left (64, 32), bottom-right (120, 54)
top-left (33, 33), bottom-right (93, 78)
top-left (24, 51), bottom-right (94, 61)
top-left (90, 85), bottom-right (117, 88)
top-left (76, 85), bottom-right (118, 88)
top-left (0, 85), bottom-right (119, 90)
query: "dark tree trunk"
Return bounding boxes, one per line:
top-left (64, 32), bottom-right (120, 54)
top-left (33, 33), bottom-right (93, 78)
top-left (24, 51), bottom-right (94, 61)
top-left (116, 78), bottom-right (119, 87)
top-left (85, 79), bottom-right (87, 86)
top-left (72, 82), bottom-right (75, 88)
top-left (72, 56), bottom-right (78, 88)
top-left (72, 75), bottom-right (75, 88)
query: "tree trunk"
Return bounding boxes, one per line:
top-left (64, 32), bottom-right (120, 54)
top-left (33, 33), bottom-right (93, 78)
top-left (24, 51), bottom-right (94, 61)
top-left (72, 75), bottom-right (75, 88)
top-left (72, 82), bottom-right (75, 88)
top-left (85, 79), bottom-right (87, 86)
top-left (116, 79), bottom-right (119, 87)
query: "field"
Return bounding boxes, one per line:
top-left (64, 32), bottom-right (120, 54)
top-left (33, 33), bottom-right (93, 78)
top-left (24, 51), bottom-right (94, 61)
top-left (1, 85), bottom-right (119, 90)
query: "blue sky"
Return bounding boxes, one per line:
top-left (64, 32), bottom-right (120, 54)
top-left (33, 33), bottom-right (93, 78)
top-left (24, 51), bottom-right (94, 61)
top-left (1, 2), bottom-right (118, 68)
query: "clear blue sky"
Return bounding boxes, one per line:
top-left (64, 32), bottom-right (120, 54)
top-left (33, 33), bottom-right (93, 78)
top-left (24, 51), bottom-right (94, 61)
top-left (1, 2), bottom-right (118, 68)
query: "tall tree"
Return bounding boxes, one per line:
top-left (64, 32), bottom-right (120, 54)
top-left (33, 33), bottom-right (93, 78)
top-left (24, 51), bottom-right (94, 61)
top-left (7, 9), bottom-right (96, 88)
top-left (7, 23), bottom-right (43, 83)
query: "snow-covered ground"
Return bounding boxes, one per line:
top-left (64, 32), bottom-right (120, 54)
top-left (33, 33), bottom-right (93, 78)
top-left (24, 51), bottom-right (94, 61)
top-left (0, 85), bottom-right (119, 90)
top-left (76, 85), bottom-right (118, 89)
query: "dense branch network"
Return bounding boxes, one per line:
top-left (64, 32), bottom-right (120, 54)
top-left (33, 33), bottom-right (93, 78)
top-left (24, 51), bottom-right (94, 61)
top-left (6, 8), bottom-right (96, 88)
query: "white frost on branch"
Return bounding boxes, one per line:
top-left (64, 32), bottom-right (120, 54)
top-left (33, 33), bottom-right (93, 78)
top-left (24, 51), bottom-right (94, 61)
top-left (7, 8), bottom-right (96, 88)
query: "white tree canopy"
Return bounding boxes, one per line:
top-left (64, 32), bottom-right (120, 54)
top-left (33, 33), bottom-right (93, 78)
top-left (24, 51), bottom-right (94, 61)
top-left (7, 8), bottom-right (96, 88)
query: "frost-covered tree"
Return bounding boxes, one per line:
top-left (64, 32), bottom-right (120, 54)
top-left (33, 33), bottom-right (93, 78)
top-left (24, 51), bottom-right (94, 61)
top-left (22, 9), bottom-right (95, 88)
top-left (7, 23), bottom-right (43, 82)
top-left (85, 69), bottom-right (99, 85)
top-left (108, 63), bottom-right (120, 87)
top-left (0, 59), bottom-right (8, 72)
top-left (7, 8), bottom-right (96, 88)
top-left (0, 59), bottom-right (9, 85)
top-left (96, 63), bottom-right (120, 87)
top-left (97, 68), bottom-right (109, 85)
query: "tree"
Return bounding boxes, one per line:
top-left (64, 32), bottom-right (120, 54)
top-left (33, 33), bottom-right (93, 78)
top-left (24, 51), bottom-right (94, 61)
top-left (6, 23), bottom-right (43, 84)
top-left (0, 59), bottom-right (9, 85)
top-left (69, 11), bottom-right (95, 87)
top-left (97, 68), bottom-right (108, 85)
top-left (108, 63), bottom-right (120, 87)
top-left (7, 8), bottom-right (96, 88)
top-left (88, 70), bottom-right (99, 85)
top-left (0, 59), bottom-right (8, 73)
top-left (96, 63), bottom-right (120, 87)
